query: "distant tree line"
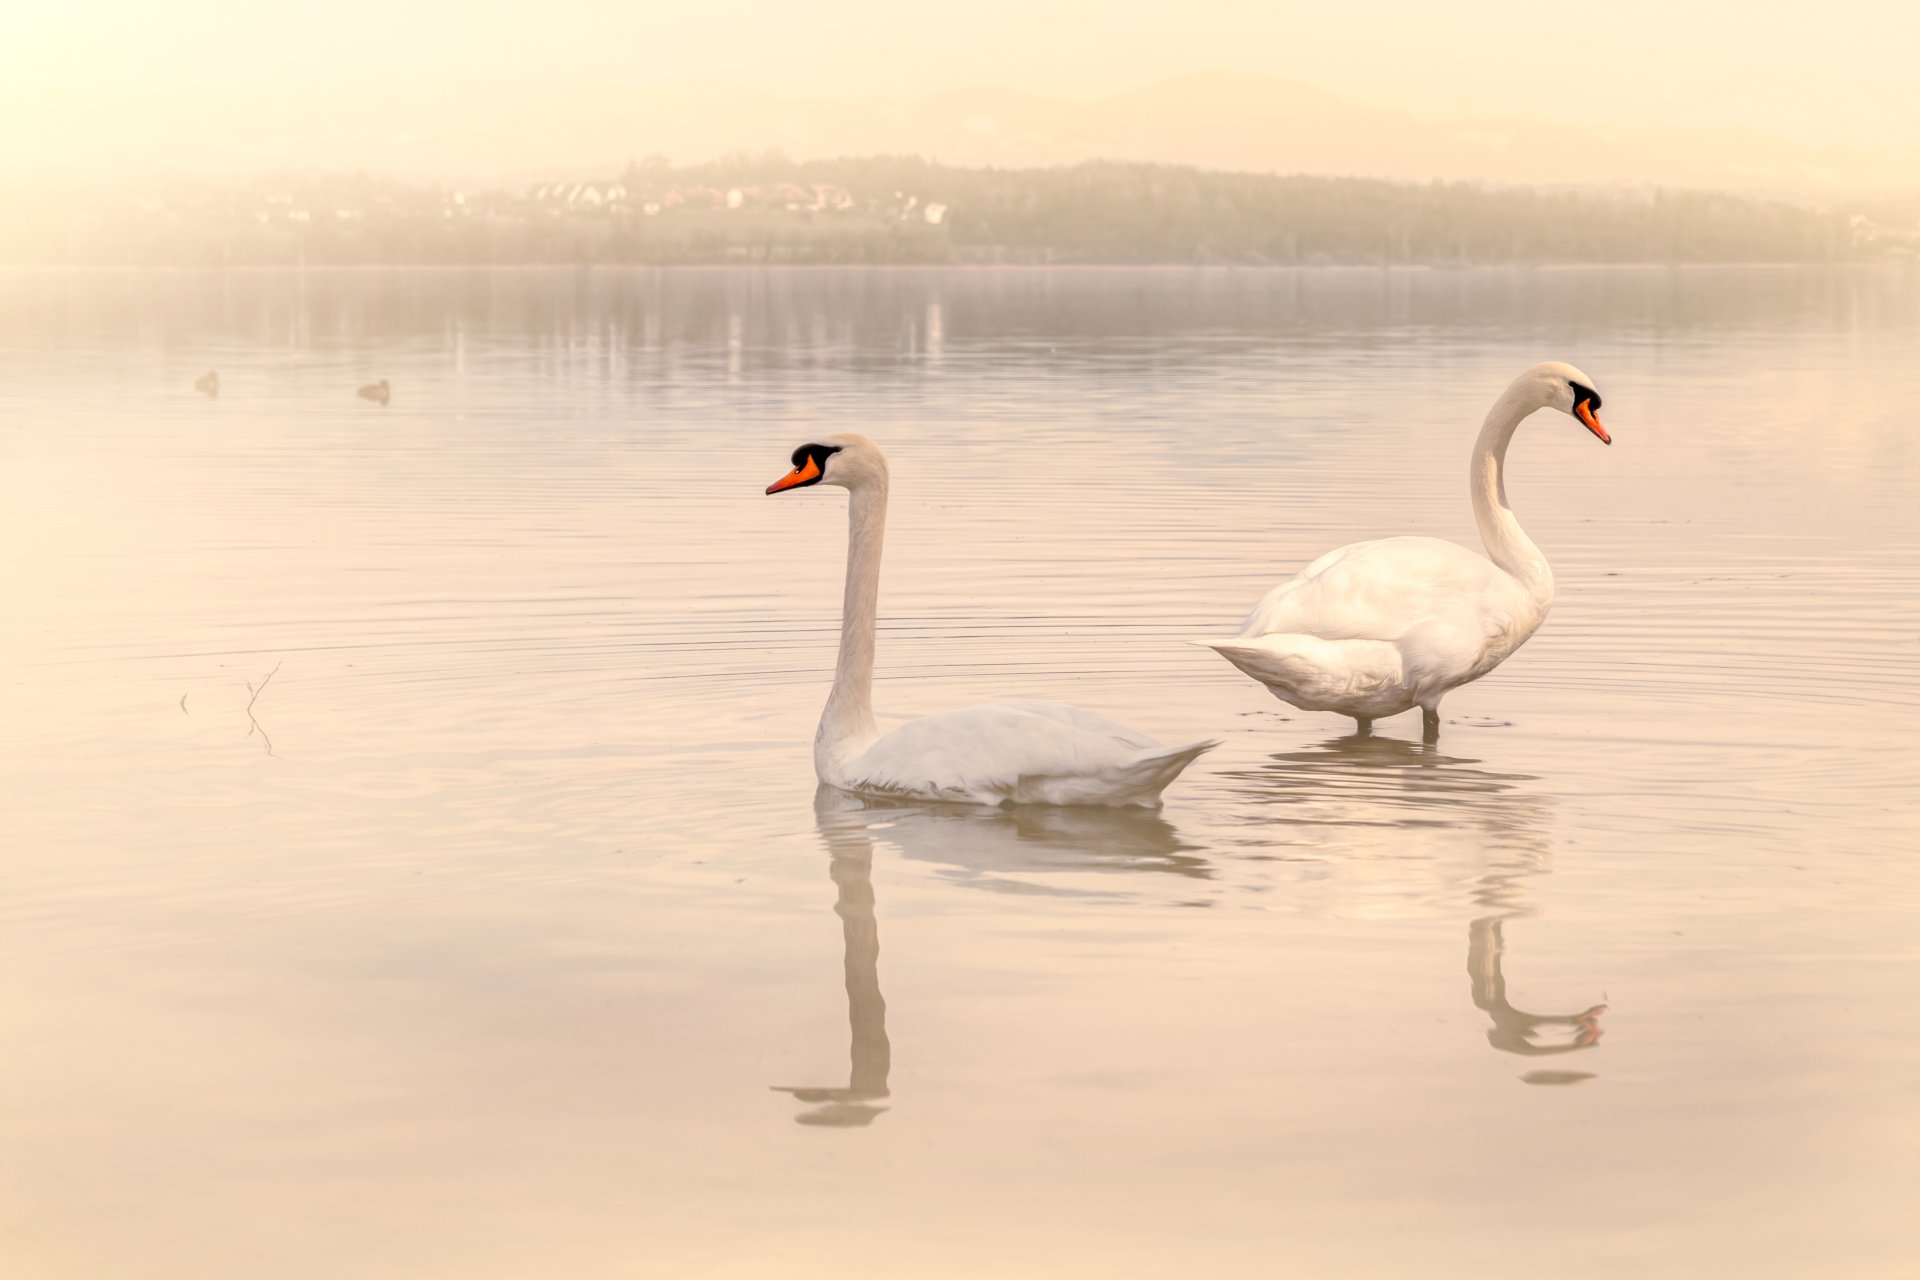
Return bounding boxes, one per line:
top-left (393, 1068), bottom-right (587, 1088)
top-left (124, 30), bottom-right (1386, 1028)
top-left (0, 155), bottom-right (1893, 268)
top-left (751, 157), bottom-right (1858, 265)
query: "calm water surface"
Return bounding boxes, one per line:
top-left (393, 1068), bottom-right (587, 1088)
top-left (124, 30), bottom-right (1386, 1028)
top-left (2, 267), bottom-right (1917, 1278)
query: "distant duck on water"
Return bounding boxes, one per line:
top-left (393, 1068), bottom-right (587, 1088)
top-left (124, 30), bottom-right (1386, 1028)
top-left (194, 370), bottom-right (219, 398)
top-left (357, 379), bottom-right (390, 405)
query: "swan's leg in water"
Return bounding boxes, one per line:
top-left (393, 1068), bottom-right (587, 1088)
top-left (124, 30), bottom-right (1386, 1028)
top-left (1354, 716), bottom-right (1373, 736)
top-left (1421, 705), bottom-right (1441, 742)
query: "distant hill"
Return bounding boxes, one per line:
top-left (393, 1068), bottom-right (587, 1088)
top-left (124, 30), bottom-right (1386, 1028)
top-left (416, 74), bottom-right (1900, 195)
top-left (15, 73), bottom-right (1907, 197)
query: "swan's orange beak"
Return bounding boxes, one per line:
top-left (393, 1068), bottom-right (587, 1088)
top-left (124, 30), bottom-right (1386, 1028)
top-left (1576, 400), bottom-right (1611, 445)
top-left (766, 455), bottom-right (821, 494)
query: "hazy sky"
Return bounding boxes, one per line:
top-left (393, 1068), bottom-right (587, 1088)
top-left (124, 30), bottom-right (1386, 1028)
top-left (6, 0), bottom-right (1918, 188)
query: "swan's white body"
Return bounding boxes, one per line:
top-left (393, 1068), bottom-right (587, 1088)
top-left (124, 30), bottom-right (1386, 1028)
top-left (772, 434), bottom-right (1215, 807)
top-left (1210, 535), bottom-right (1544, 722)
top-left (1202, 362), bottom-right (1611, 734)
top-left (823, 698), bottom-right (1215, 808)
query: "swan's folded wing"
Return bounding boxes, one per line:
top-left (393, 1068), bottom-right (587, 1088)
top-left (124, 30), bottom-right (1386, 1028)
top-left (843, 703), bottom-right (1209, 806)
top-left (989, 699), bottom-right (1163, 750)
top-left (1242, 536), bottom-right (1506, 641)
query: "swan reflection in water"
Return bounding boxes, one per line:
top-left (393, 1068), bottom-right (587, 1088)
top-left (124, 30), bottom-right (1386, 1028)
top-left (774, 788), bottom-right (1213, 1126)
top-left (1228, 730), bottom-right (1608, 1081)
top-left (771, 798), bottom-right (893, 1127)
top-left (1470, 917), bottom-right (1606, 1070)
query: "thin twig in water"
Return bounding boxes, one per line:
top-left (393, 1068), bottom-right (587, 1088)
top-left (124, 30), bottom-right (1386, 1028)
top-left (245, 661), bottom-right (282, 756)
top-left (179, 693), bottom-right (189, 715)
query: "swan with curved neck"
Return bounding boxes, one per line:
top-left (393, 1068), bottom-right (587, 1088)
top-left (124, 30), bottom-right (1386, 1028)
top-left (1201, 362), bottom-right (1613, 739)
top-left (768, 434), bottom-right (1216, 806)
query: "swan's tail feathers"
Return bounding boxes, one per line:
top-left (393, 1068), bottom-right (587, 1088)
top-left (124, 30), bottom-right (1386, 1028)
top-left (1195, 635), bottom-right (1404, 706)
top-left (1114, 738), bottom-right (1219, 803)
top-left (1194, 636), bottom-right (1321, 692)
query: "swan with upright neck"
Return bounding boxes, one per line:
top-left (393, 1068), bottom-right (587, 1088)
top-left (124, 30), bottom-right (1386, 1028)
top-left (1200, 362), bottom-right (1613, 739)
top-left (767, 434), bottom-right (1216, 807)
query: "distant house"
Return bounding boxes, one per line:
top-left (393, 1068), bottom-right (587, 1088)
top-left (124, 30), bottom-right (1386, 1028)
top-left (808, 184), bottom-right (852, 211)
top-left (924, 202), bottom-right (948, 226)
top-left (519, 182), bottom-right (628, 212)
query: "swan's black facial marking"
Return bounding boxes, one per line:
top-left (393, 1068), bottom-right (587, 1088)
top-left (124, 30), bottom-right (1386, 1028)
top-left (790, 442), bottom-right (842, 473)
top-left (766, 442), bottom-right (843, 494)
top-left (1568, 381), bottom-right (1611, 444)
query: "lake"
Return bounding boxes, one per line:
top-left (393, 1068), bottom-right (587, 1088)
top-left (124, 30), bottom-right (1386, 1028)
top-left (3, 265), bottom-right (1917, 1279)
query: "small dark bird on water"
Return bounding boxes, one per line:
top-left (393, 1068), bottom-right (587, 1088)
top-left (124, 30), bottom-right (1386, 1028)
top-left (194, 370), bottom-right (219, 398)
top-left (357, 378), bottom-right (390, 406)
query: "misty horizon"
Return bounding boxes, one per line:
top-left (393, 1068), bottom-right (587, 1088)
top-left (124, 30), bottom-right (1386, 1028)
top-left (10, 155), bottom-right (1909, 270)
top-left (8, 0), bottom-right (1920, 199)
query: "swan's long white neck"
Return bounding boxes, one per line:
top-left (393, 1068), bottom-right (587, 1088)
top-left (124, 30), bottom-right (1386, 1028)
top-left (1470, 380), bottom-right (1554, 606)
top-left (818, 476), bottom-right (888, 774)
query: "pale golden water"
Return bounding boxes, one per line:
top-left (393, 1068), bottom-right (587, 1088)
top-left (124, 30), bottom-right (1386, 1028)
top-left (2, 267), bottom-right (1917, 1279)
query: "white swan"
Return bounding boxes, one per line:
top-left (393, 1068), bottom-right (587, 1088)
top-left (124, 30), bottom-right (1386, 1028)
top-left (768, 434), bottom-right (1216, 807)
top-left (1200, 362), bottom-right (1612, 739)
